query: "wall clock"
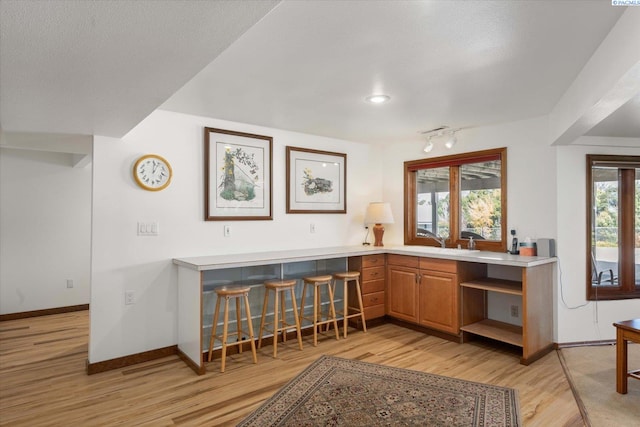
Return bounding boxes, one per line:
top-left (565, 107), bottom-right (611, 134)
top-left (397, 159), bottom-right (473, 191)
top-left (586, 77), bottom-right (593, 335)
top-left (133, 154), bottom-right (172, 191)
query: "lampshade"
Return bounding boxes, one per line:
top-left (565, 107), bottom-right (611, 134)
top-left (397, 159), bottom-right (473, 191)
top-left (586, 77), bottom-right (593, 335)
top-left (364, 202), bottom-right (394, 224)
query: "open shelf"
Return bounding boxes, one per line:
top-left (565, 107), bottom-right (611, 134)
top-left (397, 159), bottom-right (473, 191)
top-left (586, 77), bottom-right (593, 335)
top-left (460, 278), bottom-right (522, 295)
top-left (460, 319), bottom-right (523, 347)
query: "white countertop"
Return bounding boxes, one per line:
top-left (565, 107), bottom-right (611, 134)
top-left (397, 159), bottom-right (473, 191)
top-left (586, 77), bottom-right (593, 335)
top-left (173, 245), bottom-right (556, 271)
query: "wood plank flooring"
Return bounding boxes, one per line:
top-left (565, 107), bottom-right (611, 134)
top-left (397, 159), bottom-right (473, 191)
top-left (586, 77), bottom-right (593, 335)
top-left (0, 311), bottom-right (584, 426)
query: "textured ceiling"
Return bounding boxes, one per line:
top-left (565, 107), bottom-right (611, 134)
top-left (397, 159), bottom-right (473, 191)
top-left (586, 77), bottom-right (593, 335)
top-left (160, 1), bottom-right (629, 144)
top-left (0, 0), bottom-right (279, 137)
top-left (0, 0), bottom-right (637, 150)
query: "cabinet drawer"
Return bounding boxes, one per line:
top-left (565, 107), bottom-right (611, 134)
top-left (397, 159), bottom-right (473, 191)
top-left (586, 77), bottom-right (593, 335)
top-left (362, 291), bottom-right (385, 307)
top-left (361, 279), bottom-right (385, 294)
top-left (387, 254), bottom-right (419, 268)
top-left (363, 254), bottom-right (385, 268)
top-left (420, 257), bottom-right (457, 273)
top-left (364, 304), bottom-right (385, 320)
top-left (362, 266), bottom-right (385, 281)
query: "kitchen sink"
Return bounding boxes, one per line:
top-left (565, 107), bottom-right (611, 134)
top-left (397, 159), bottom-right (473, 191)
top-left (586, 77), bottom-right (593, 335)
top-left (392, 246), bottom-right (480, 255)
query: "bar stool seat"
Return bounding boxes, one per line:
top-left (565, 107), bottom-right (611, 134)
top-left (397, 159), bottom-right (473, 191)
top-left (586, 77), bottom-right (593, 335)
top-left (258, 279), bottom-right (303, 357)
top-left (299, 275), bottom-right (339, 346)
top-left (207, 286), bottom-right (257, 373)
top-left (333, 271), bottom-right (367, 338)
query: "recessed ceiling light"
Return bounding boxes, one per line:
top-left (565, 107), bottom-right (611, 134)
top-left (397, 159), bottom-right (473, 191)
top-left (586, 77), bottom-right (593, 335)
top-left (365, 94), bottom-right (390, 104)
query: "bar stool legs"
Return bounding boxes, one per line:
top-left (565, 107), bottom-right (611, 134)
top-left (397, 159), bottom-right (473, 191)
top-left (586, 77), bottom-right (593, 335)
top-left (258, 279), bottom-right (303, 357)
top-left (207, 286), bottom-right (257, 373)
top-left (299, 275), bottom-right (339, 346)
top-left (333, 271), bottom-right (367, 338)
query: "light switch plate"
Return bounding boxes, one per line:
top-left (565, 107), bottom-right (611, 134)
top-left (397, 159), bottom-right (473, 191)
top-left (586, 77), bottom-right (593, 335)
top-left (138, 221), bottom-right (159, 236)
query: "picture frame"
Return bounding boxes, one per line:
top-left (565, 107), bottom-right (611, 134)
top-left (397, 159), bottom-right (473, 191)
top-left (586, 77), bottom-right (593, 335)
top-left (286, 146), bottom-right (346, 214)
top-left (204, 127), bottom-right (272, 221)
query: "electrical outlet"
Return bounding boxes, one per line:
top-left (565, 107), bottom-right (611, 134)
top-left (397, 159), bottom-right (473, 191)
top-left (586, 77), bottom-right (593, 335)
top-left (66, 279), bottom-right (73, 289)
top-left (510, 305), bottom-right (519, 317)
top-left (310, 223), bottom-right (316, 233)
top-left (224, 225), bottom-right (231, 237)
top-left (125, 291), bottom-right (135, 305)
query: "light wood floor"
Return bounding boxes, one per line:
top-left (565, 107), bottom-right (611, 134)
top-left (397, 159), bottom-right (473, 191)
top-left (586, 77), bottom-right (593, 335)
top-left (0, 311), bottom-right (584, 426)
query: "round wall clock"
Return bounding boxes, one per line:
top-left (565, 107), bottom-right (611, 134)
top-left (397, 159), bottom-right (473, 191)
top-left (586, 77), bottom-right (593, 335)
top-left (133, 154), bottom-right (172, 191)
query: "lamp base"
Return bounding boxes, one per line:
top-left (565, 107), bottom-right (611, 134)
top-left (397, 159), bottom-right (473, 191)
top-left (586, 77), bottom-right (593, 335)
top-left (372, 223), bottom-right (385, 247)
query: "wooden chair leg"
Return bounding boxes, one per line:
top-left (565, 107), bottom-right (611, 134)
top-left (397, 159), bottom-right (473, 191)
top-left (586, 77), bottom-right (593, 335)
top-left (290, 287), bottom-right (303, 351)
top-left (243, 294), bottom-right (258, 364)
top-left (208, 296), bottom-right (221, 362)
top-left (235, 297), bottom-right (243, 354)
top-left (272, 289), bottom-right (279, 358)
top-left (355, 277), bottom-right (367, 333)
top-left (342, 279), bottom-right (348, 338)
top-left (313, 284), bottom-right (319, 347)
top-left (220, 297), bottom-right (230, 373)
top-left (280, 291), bottom-right (287, 344)
top-left (258, 289), bottom-right (270, 349)
top-left (327, 282), bottom-right (340, 341)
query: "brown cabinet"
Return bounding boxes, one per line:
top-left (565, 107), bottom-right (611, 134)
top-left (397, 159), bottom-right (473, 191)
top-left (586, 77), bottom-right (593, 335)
top-left (387, 254), bottom-right (480, 335)
top-left (348, 254), bottom-right (386, 321)
top-left (418, 269), bottom-right (458, 334)
top-left (459, 263), bottom-right (555, 365)
top-left (387, 262), bottom-right (420, 322)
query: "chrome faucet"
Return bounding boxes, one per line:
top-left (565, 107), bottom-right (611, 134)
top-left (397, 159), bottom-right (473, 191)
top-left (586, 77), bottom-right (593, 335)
top-left (420, 229), bottom-right (446, 248)
top-left (433, 234), bottom-right (446, 248)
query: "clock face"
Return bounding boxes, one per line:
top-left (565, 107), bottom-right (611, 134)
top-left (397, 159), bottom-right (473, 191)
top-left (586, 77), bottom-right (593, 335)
top-left (133, 154), bottom-right (172, 191)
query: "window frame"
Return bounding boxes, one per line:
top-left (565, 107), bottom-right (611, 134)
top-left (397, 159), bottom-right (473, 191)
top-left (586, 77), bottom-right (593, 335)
top-left (586, 154), bottom-right (639, 300)
top-left (404, 147), bottom-right (507, 252)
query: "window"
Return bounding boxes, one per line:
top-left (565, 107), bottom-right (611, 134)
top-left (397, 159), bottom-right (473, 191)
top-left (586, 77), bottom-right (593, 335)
top-left (404, 148), bottom-right (507, 252)
top-left (587, 155), bottom-right (639, 300)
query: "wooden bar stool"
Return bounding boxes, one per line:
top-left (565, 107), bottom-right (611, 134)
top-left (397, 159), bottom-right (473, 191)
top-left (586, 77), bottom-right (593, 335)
top-left (332, 271), bottom-right (367, 338)
top-left (299, 275), bottom-right (340, 346)
top-left (207, 286), bottom-right (257, 373)
top-left (258, 279), bottom-right (303, 357)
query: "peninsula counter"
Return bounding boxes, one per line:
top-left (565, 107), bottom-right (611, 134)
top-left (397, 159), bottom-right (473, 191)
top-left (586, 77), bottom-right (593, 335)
top-left (174, 245), bottom-right (556, 374)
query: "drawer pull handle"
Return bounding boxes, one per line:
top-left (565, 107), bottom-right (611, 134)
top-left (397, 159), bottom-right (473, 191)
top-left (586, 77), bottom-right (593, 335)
top-left (371, 272), bottom-right (378, 277)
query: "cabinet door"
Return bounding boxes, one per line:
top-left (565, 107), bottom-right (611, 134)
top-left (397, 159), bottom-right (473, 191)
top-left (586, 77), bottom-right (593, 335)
top-left (386, 266), bottom-right (419, 323)
top-left (419, 270), bottom-right (459, 334)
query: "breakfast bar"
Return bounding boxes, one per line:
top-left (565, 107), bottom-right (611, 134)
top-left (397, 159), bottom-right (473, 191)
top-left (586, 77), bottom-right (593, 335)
top-left (174, 245), bottom-right (556, 374)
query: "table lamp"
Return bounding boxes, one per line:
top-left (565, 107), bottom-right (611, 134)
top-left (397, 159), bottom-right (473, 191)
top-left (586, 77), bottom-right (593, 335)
top-left (364, 202), bottom-right (394, 246)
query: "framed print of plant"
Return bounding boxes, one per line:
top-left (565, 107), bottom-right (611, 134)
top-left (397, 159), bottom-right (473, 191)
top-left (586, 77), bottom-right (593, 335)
top-left (286, 146), bottom-right (346, 214)
top-left (204, 127), bottom-right (272, 221)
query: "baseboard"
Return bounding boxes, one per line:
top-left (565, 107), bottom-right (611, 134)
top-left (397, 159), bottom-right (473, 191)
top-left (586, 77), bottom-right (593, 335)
top-left (86, 345), bottom-right (178, 375)
top-left (0, 304), bottom-right (89, 321)
top-left (557, 339), bottom-right (616, 348)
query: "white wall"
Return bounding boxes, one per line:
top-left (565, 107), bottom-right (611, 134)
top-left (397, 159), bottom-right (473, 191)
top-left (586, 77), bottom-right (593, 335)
top-left (379, 115), bottom-right (558, 246)
top-left (378, 115), bottom-right (559, 334)
top-left (89, 110), bottom-right (382, 363)
top-left (556, 140), bottom-right (640, 343)
top-left (0, 148), bottom-right (91, 314)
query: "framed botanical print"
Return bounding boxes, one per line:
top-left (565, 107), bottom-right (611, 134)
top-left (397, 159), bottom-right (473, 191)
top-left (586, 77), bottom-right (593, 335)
top-left (204, 127), bottom-right (272, 221)
top-left (286, 146), bottom-right (346, 214)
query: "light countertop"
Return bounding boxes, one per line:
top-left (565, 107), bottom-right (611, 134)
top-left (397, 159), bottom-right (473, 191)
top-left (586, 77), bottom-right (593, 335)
top-left (173, 245), bottom-right (556, 271)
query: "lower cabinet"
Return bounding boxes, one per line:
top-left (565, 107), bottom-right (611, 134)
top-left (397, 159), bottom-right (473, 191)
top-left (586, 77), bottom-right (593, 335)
top-left (387, 254), bottom-right (481, 335)
top-left (386, 256), bottom-right (420, 323)
top-left (348, 254), bottom-right (386, 321)
top-left (418, 269), bottom-right (458, 334)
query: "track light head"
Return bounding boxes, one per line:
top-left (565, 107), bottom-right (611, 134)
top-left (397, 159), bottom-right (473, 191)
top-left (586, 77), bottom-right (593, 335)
top-left (445, 135), bottom-right (457, 149)
top-left (423, 140), bottom-right (434, 153)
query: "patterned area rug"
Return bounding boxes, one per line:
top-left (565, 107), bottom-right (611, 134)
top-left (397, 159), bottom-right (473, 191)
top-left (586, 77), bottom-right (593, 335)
top-left (238, 355), bottom-right (520, 426)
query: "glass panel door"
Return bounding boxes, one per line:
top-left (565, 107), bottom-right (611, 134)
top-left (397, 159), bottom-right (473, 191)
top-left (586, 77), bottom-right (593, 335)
top-left (591, 166), bottom-right (619, 287)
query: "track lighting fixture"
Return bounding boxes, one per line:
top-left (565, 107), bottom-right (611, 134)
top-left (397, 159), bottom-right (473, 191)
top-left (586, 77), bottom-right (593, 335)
top-left (423, 137), bottom-right (434, 153)
top-left (419, 126), bottom-right (460, 153)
